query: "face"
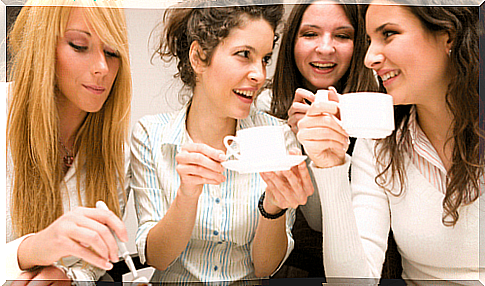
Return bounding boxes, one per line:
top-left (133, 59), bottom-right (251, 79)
top-left (293, 1), bottom-right (354, 91)
top-left (55, 8), bottom-right (120, 116)
top-left (195, 17), bottom-right (274, 119)
top-left (364, 4), bottom-right (451, 105)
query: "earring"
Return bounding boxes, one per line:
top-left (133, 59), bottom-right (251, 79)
top-left (448, 49), bottom-right (452, 57)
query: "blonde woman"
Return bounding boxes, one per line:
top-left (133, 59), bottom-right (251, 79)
top-left (6, 0), bottom-right (132, 283)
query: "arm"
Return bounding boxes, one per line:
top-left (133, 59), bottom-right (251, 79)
top-left (252, 149), bottom-right (314, 277)
top-left (130, 121), bottom-right (226, 270)
top-left (311, 139), bottom-right (390, 280)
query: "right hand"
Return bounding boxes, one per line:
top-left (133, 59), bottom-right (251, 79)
top-left (287, 88), bottom-right (316, 134)
top-left (175, 143), bottom-right (226, 199)
top-left (297, 88), bottom-right (350, 168)
top-left (18, 207), bottom-right (128, 271)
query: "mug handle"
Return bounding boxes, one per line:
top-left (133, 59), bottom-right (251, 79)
top-left (223, 135), bottom-right (241, 160)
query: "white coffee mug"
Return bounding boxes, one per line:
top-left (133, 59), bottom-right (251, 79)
top-left (223, 125), bottom-right (287, 161)
top-left (315, 90), bottom-right (394, 139)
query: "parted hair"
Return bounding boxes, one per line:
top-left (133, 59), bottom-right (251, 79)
top-left (7, 0), bottom-right (131, 237)
top-left (155, 0), bottom-right (284, 98)
top-left (367, 5), bottom-right (482, 226)
top-left (270, 0), bottom-right (381, 120)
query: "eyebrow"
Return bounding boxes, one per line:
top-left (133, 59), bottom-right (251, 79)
top-left (65, 29), bottom-right (91, 37)
top-left (299, 24), bottom-right (354, 30)
top-left (374, 23), bottom-right (397, 33)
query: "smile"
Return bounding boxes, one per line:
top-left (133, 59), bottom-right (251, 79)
top-left (310, 62), bottom-right (336, 69)
top-left (233, 89), bottom-right (255, 98)
top-left (381, 71), bottom-right (400, 82)
top-left (83, 84), bottom-right (106, 94)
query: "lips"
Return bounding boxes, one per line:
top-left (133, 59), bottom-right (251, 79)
top-left (233, 88), bottom-right (256, 104)
top-left (83, 84), bottom-right (106, 94)
top-left (310, 62), bottom-right (336, 74)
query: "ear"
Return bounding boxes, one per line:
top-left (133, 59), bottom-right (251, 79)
top-left (441, 31), bottom-right (454, 54)
top-left (189, 41), bottom-right (206, 74)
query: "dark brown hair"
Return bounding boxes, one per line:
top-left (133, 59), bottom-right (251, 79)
top-left (270, 1), bottom-right (380, 120)
top-left (155, 0), bottom-right (284, 99)
top-left (368, 5), bottom-right (482, 226)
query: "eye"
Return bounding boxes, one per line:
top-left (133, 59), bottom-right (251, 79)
top-left (336, 33), bottom-right (352, 40)
top-left (69, 42), bottom-right (87, 52)
top-left (104, 49), bottom-right (120, 58)
top-left (236, 50), bottom-right (250, 58)
top-left (263, 55), bottom-right (272, 66)
top-left (302, 31), bottom-right (317, 38)
top-left (383, 30), bottom-right (398, 39)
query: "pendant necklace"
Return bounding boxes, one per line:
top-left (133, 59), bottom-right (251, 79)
top-left (59, 138), bottom-right (74, 167)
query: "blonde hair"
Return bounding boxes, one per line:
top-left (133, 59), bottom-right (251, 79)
top-left (7, 0), bottom-right (131, 237)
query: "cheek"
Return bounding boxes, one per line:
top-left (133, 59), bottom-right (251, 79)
top-left (338, 43), bottom-right (354, 68)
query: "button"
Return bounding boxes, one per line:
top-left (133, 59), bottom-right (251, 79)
top-left (215, 198), bottom-right (220, 204)
top-left (217, 241), bottom-right (223, 244)
top-left (214, 266), bottom-right (218, 271)
top-left (213, 230), bottom-right (219, 236)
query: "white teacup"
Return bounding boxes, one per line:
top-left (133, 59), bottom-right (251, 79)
top-left (223, 125), bottom-right (287, 161)
top-left (315, 90), bottom-right (394, 139)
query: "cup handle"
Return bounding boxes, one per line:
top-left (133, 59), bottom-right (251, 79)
top-left (223, 136), bottom-right (241, 160)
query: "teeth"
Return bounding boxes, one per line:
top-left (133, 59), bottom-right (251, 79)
top-left (234, 89), bottom-right (254, 97)
top-left (311, 62), bottom-right (335, 68)
top-left (381, 71), bottom-right (399, 82)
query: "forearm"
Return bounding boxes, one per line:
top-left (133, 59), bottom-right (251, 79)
top-left (251, 200), bottom-right (288, 278)
top-left (145, 191), bottom-right (199, 271)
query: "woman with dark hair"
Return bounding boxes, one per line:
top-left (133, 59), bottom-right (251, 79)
top-left (256, 0), bottom-right (380, 278)
top-left (130, 0), bottom-right (314, 283)
top-left (298, 1), bottom-right (483, 284)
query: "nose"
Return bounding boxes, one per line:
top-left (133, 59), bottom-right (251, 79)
top-left (91, 49), bottom-right (109, 76)
top-left (315, 34), bottom-right (336, 54)
top-left (248, 62), bottom-right (266, 84)
top-left (364, 42), bottom-right (384, 70)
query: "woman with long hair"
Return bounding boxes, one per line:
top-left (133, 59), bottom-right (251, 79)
top-left (298, 1), bottom-right (482, 283)
top-left (256, 0), bottom-right (380, 277)
top-left (6, 0), bottom-right (132, 282)
top-left (130, 0), bottom-right (314, 283)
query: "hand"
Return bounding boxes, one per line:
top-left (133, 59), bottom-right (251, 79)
top-left (11, 265), bottom-right (71, 286)
top-left (259, 149), bottom-right (314, 211)
top-left (297, 87), bottom-right (350, 168)
top-left (18, 207), bottom-right (128, 271)
top-left (287, 88), bottom-right (315, 134)
top-left (175, 143), bottom-right (226, 199)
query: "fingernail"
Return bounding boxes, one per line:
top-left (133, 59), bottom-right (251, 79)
top-left (219, 153), bottom-right (226, 161)
top-left (105, 262), bottom-right (113, 270)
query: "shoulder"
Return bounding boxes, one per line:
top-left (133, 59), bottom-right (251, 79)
top-left (254, 89), bottom-right (273, 113)
top-left (132, 111), bottom-right (178, 137)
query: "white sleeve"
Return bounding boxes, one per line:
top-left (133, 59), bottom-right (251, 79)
top-left (311, 139), bottom-right (390, 282)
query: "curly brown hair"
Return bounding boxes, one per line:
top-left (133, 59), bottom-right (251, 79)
top-left (367, 5), bottom-right (482, 227)
top-left (154, 0), bottom-right (284, 100)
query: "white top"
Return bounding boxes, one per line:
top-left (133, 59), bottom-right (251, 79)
top-left (130, 104), bottom-right (298, 283)
top-left (312, 138), bottom-right (483, 285)
top-left (6, 148), bottom-right (131, 283)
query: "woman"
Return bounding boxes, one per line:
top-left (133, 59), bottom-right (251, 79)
top-left (6, 0), bottom-right (132, 282)
top-left (130, 0), bottom-right (314, 283)
top-left (257, 0), bottom-right (379, 277)
top-left (298, 2), bottom-right (482, 284)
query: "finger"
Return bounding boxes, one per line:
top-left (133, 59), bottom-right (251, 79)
top-left (268, 171), bottom-right (300, 209)
top-left (328, 86), bottom-right (340, 102)
top-left (261, 172), bottom-right (289, 209)
top-left (181, 143), bottom-right (226, 163)
top-left (176, 164), bottom-right (226, 184)
top-left (176, 151), bottom-right (224, 173)
top-left (296, 161), bottom-right (314, 197)
top-left (294, 88), bottom-right (316, 104)
top-left (307, 101), bottom-right (339, 117)
top-left (66, 239), bottom-right (113, 270)
top-left (78, 208), bottom-right (128, 243)
top-left (69, 213), bottom-right (119, 262)
top-left (297, 125), bottom-right (349, 144)
top-left (288, 102), bottom-right (310, 117)
top-left (288, 148), bottom-right (302, 156)
top-left (279, 169), bottom-right (307, 206)
top-left (12, 271), bottom-right (37, 286)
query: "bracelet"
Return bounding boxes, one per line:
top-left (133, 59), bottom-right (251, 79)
top-left (258, 192), bottom-right (287, 220)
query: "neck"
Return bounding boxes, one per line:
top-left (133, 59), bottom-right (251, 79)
top-left (415, 99), bottom-right (454, 171)
top-left (57, 103), bottom-right (88, 150)
top-left (186, 93), bottom-right (237, 152)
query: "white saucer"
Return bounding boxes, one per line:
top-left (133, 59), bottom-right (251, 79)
top-left (222, 155), bottom-right (307, 174)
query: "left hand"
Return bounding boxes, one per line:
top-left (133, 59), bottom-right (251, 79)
top-left (259, 149), bottom-right (314, 212)
top-left (11, 265), bottom-right (71, 286)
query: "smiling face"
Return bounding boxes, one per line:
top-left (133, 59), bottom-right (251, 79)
top-left (55, 8), bottom-right (120, 116)
top-left (193, 17), bottom-right (274, 120)
top-left (293, 1), bottom-right (354, 92)
top-left (364, 4), bottom-right (452, 105)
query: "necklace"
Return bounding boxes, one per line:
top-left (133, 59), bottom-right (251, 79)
top-left (59, 138), bottom-right (74, 167)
